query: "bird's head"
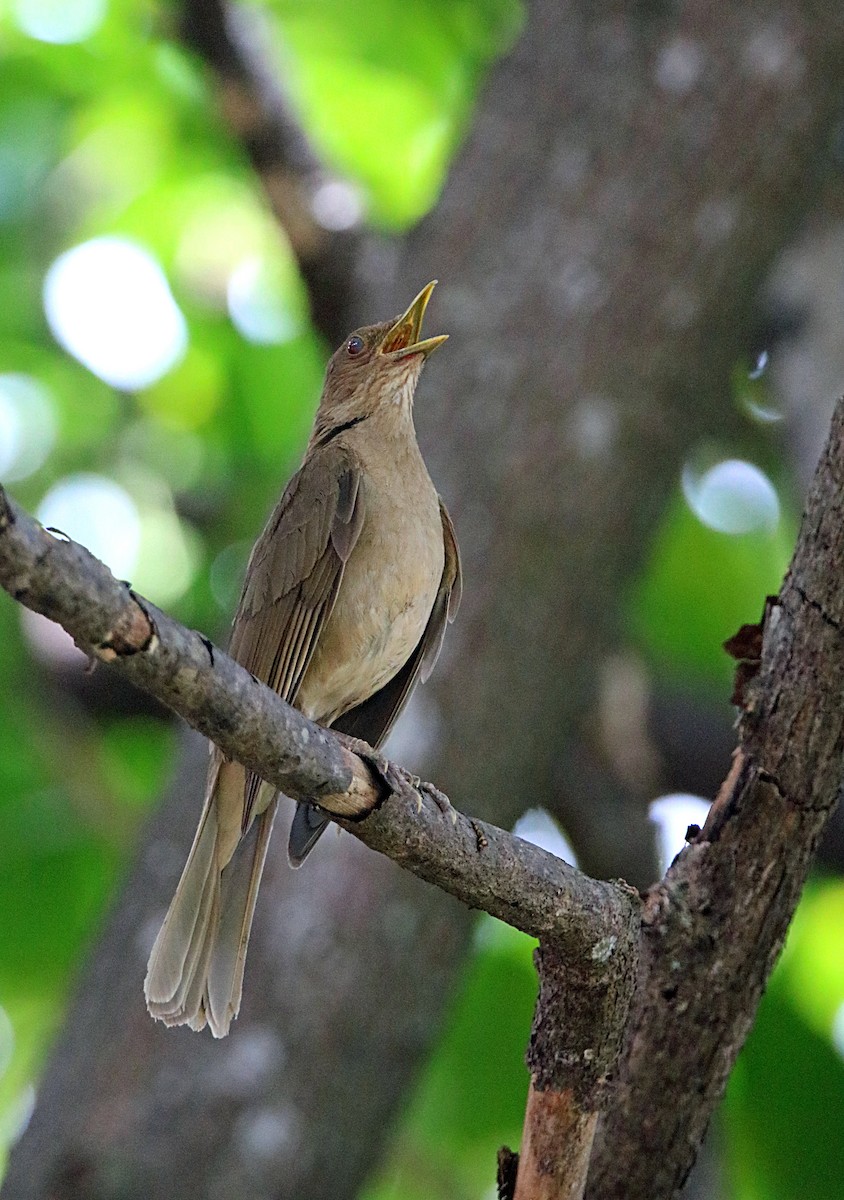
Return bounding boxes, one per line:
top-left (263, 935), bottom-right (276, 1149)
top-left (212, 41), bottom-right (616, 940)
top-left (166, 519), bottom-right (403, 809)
top-left (313, 282), bottom-right (447, 443)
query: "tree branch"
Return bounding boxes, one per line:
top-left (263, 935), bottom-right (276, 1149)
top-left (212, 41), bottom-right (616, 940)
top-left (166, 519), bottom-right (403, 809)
top-left (587, 395), bottom-right (844, 1197)
top-left (7, 378), bottom-right (844, 1195)
top-left (0, 484), bottom-right (640, 1181)
top-left (180, 0), bottom-right (362, 345)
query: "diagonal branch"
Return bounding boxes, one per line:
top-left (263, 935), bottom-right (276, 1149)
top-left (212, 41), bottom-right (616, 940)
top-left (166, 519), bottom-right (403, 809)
top-left (0, 481), bottom-right (641, 1198)
top-left (181, 0), bottom-right (363, 344)
top-left (587, 394), bottom-right (844, 1197)
top-left (6, 369), bottom-right (844, 1199)
top-left (0, 478), bottom-right (637, 956)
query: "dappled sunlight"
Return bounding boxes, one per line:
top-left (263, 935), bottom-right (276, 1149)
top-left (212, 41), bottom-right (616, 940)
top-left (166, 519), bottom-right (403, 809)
top-left (37, 473), bottom-right (141, 580)
top-left (132, 502), bottom-right (201, 607)
top-left (512, 808), bottom-right (578, 867)
top-left (227, 257), bottom-right (303, 345)
top-left (831, 1003), bottom-right (844, 1061)
top-left (737, 350), bottom-right (785, 424)
top-left (27, 471), bottom-right (200, 650)
top-left (12, 0), bottom-right (105, 45)
top-left (311, 179), bottom-right (365, 231)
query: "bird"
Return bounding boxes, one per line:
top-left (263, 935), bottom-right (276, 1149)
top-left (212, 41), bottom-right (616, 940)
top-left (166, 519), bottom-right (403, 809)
top-left (145, 281), bottom-right (461, 1037)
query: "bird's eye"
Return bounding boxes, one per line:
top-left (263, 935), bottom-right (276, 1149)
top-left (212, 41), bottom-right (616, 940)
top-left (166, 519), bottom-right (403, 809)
top-left (346, 335), bottom-right (365, 357)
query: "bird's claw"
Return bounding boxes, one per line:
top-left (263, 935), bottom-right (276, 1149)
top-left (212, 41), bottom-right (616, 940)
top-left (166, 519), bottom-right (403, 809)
top-left (334, 731), bottom-right (378, 760)
top-left (400, 772), bottom-right (425, 810)
top-left (418, 780), bottom-right (457, 823)
top-left (337, 740), bottom-right (455, 823)
top-left (378, 764), bottom-right (455, 821)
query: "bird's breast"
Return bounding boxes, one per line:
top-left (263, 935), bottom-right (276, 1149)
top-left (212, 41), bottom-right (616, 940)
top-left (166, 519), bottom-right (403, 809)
top-left (296, 455), bottom-right (444, 725)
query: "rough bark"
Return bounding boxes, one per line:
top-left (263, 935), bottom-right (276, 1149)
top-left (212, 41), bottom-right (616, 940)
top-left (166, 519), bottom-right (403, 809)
top-left (7, 392), bottom-right (844, 1196)
top-left (0, 483), bottom-right (643, 1199)
top-left (587, 400), bottom-right (844, 1197)
top-left (6, 1), bottom-right (844, 1198)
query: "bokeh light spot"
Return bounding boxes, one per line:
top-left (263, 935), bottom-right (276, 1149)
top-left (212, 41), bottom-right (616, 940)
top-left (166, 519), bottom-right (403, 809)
top-left (513, 809), bottom-right (578, 867)
top-left (227, 257), bottom-right (303, 345)
top-left (0, 1006), bottom-right (14, 1081)
top-left (13, 0), bottom-right (106, 44)
top-left (134, 507), bottom-right (201, 606)
top-left (311, 180), bottom-right (365, 231)
top-left (0, 375), bottom-right (56, 482)
top-left (37, 474), bottom-right (141, 579)
top-left (43, 237), bottom-right (187, 391)
top-left (650, 794), bottom-right (711, 873)
top-left (682, 458), bottom-right (780, 534)
top-left (831, 1002), bottom-right (844, 1061)
top-left (749, 350), bottom-right (769, 380)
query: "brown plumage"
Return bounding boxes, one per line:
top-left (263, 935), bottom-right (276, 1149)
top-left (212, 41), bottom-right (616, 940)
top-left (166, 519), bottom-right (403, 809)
top-left (145, 282), bottom-right (461, 1037)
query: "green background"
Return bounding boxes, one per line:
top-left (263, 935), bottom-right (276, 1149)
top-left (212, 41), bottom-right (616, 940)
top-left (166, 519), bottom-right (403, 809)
top-left (0, 1), bottom-right (840, 1196)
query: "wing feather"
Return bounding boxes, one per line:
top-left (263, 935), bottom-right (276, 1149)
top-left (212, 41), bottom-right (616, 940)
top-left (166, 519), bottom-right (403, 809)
top-left (333, 497), bottom-right (462, 749)
top-left (230, 443), bottom-right (365, 830)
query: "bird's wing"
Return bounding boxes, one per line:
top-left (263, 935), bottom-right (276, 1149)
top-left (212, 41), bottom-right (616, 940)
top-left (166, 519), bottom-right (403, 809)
top-left (332, 496), bottom-right (461, 750)
top-left (229, 442), bottom-right (366, 826)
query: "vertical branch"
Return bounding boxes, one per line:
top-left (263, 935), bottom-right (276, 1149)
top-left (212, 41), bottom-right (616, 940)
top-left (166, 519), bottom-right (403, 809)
top-left (514, 1089), bottom-right (597, 1200)
top-left (510, 920), bottom-right (640, 1199)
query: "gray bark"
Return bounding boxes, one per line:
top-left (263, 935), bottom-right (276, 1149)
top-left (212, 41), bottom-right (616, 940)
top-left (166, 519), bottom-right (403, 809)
top-left (587, 399), bottom-right (844, 1196)
top-left (5, 1), bottom-right (844, 1198)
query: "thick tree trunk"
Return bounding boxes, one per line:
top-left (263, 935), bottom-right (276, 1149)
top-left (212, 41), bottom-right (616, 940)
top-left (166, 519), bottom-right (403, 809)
top-left (6, 1), bottom-right (844, 1198)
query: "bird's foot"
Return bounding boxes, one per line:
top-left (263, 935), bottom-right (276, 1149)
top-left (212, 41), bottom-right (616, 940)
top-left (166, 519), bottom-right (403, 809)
top-left (334, 731), bottom-right (377, 760)
top-left (391, 775), bottom-right (457, 822)
top-left (332, 732), bottom-right (455, 822)
top-left (417, 780), bottom-right (457, 822)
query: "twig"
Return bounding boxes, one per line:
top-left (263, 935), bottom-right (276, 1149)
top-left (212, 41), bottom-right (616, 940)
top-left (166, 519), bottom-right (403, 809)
top-left (514, 1088), bottom-right (597, 1200)
top-left (180, 0), bottom-right (363, 346)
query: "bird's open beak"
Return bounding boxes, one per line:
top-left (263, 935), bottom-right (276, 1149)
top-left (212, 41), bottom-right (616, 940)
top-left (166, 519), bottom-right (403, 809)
top-left (379, 281), bottom-right (449, 359)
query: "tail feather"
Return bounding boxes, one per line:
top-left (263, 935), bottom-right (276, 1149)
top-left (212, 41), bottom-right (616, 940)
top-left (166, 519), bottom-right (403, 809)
top-left (145, 805), bottom-right (218, 1016)
top-left (182, 882), bottom-right (220, 1033)
top-left (288, 801), bottom-right (329, 868)
top-left (206, 796), bottom-right (277, 1036)
top-left (145, 759), bottom-right (277, 1037)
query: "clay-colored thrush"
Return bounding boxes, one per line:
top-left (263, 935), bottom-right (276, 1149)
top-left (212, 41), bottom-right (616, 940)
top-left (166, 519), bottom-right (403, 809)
top-left (145, 282), bottom-right (461, 1036)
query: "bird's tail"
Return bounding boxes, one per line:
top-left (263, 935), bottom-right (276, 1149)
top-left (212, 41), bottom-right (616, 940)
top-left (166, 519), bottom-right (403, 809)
top-left (288, 801), bottom-right (329, 868)
top-left (145, 756), bottom-right (277, 1037)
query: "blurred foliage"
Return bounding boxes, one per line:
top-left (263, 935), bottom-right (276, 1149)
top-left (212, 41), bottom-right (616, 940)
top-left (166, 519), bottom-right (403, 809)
top-left (630, 485), bottom-right (795, 693)
top-left (364, 920), bottom-right (536, 1200)
top-left (0, 0), bottom-right (522, 1175)
top-left (274, 0), bottom-right (524, 224)
top-left (0, 0), bottom-right (841, 1196)
top-left (724, 879), bottom-right (844, 1200)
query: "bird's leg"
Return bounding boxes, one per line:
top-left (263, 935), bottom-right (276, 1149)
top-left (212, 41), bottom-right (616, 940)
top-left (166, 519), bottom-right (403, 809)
top-left (332, 731), bottom-right (456, 821)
